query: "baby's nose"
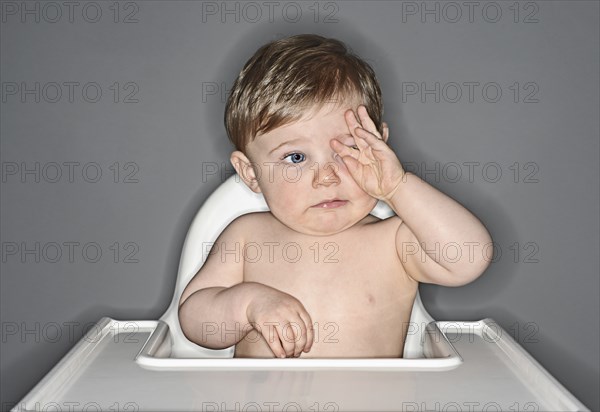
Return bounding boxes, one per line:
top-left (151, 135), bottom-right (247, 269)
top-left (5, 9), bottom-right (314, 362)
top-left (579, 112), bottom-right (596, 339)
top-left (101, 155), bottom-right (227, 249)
top-left (312, 158), bottom-right (341, 187)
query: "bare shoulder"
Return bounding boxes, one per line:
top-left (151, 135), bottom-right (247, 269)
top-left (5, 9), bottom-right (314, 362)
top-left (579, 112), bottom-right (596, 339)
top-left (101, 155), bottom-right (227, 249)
top-left (351, 214), bottom-right (415, 283)
top-left (360, 214), bottom-right (408, 260)
top-left (232, 211), bottom-right (276, 225)
top-left (365, 214), bottom-right (413, 245)
top-left (228, 211), bottom-right (277, 237)
top-left (178, 212), bottom-right (273, 307)
top-left (353, 213), bottom-right (404, 252)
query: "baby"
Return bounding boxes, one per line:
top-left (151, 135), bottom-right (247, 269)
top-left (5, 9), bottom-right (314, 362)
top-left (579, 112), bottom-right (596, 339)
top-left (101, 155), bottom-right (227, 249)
top-left (179, 34), bottom-right (492, 359)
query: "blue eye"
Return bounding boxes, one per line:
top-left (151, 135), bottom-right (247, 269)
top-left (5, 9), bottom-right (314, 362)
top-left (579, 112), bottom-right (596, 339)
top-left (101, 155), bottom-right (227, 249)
top-left (283, 152), bottom-right (305, 164)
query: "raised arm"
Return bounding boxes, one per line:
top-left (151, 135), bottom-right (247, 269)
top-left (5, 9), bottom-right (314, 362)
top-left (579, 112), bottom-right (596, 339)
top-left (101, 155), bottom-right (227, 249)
top-left (391, 172), bottom-right (492, 286)
top-left (331, 105), bottom-right (492, 287)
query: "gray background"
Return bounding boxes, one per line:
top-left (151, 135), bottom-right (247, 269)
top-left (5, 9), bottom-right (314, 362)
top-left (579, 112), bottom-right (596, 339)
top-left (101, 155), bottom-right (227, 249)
top-left (1, 0), bottom-right (598, 410)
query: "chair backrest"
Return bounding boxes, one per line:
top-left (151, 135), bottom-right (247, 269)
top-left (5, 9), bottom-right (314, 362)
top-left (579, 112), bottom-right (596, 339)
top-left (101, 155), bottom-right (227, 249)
top-left (160, 174), bottom-right (433, 358)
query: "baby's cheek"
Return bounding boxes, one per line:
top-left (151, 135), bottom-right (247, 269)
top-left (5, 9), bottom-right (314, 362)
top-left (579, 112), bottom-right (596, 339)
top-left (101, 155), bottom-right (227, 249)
top-left (274, 178), bottom-right (303, 199)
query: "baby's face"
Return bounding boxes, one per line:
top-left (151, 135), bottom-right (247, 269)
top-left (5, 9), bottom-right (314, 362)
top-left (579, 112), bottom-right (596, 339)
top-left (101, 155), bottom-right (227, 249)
top-left (242, 102), bottom-right (378, 236)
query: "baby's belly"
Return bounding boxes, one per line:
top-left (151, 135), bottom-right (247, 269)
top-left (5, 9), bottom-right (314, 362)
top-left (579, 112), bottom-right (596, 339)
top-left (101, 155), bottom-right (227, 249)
top-left (234, 283), bottom-right (417, 358)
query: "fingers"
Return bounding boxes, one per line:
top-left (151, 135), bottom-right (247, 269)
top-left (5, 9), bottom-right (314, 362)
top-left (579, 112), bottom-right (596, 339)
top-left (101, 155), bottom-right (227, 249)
top-left (330, 139), bottom-right (361, 176)
top-left (276, 323), bottom-right (296, 358)
top-left (345, 108), bottom-right (362, 133)
top-left (356, 105), bottom-right (380, 137)
top-left (346, 106), bottom-right (383, 139)
top-left (342, 113), bottom-right (373, 158)
top-left (345, 107), bottom-right (389, 154)
top-left (354, 126), bottom-right (390, 153)
top-left (291, 320), bottom-right (307, 357)
top-left (330, 138), bottom-right (359, 160)
top-left (345, 109), bottom-right (365, 149)
top-left (298, 310), bottom-right (314, 353)
top-left (261, 322), bottom-right (303, 358)
top-left (259, 315), bottom-right (314, 358)
top-left (382, 122), bottom-right (389, 142)
top-left (245, 288), bottom-right (314, 358)
top-left (337, 154), bottom-right (361, 177)
top-left (261, 323), bottom-right (287, 358)
top-left (285, 314), bottom-right (311, 357)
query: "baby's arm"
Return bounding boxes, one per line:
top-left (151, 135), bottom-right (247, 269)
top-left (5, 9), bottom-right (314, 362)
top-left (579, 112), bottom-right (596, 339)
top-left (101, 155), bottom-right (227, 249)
top-left (391, 172), bottom-right (492, 286)
top-left (332, 105), bottom-right (492, 287)
top-left (178, 215), bottom-right (313, 357)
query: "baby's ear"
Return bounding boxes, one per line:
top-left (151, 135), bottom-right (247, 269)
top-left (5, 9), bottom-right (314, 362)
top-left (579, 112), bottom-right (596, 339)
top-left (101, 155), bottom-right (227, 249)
top-left (230, 151), bottom-right (262, 194)
top-left (382, 122), bottom-right (389, 143)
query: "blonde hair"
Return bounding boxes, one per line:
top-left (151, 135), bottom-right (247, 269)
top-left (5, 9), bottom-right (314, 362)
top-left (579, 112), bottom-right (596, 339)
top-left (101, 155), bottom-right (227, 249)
top-left (224, 34), bottom-right (384, 152)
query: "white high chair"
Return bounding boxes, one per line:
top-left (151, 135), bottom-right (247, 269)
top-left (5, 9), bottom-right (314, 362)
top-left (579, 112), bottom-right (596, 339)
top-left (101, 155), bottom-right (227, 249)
top-left (14, 175), bottom-right (589, 411)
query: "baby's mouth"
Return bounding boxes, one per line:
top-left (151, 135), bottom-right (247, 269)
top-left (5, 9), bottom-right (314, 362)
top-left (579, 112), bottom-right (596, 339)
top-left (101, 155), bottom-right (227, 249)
top-left (311, 199), bottom-right (348, 208)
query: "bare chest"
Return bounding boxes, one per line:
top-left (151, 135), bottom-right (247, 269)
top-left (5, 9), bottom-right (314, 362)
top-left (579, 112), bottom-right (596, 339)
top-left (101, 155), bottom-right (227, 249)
top-left (242, 227), bottom-right (416, 323)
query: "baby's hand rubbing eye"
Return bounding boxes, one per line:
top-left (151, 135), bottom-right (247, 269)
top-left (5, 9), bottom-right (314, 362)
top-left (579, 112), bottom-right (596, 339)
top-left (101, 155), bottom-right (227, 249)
top-left (339, 136), bottom-right (359, 150)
